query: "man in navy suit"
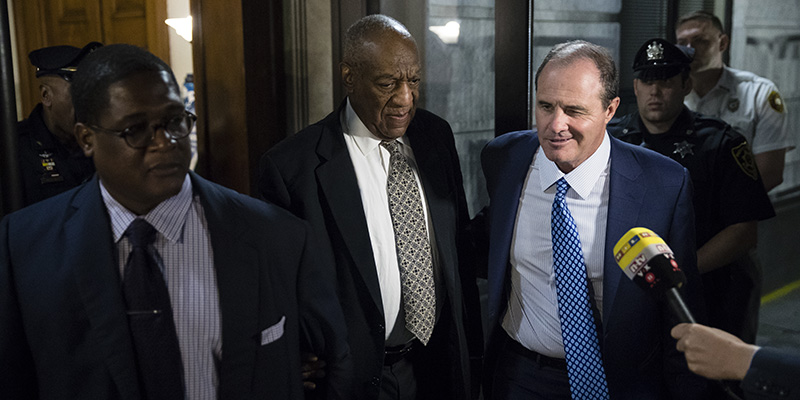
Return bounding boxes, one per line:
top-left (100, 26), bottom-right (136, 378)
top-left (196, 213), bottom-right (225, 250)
top-left (0, 44), bottom-right (349, 399)
top-left (260, 14), bottom-right (481, 400)
top-left (481, 40), bottom-right (707, 399)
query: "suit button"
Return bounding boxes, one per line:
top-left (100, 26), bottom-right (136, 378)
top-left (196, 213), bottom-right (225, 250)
top-left (374, 324), bottom-right (385, 334)
top-left (371, 376), bottom-right (381, 386)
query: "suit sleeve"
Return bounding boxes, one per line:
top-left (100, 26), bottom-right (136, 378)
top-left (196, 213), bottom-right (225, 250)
top-left (663, 168), bottom-right (710, 398)
top-left (296, 219), bottom-right (354, 400)
top-left (259, 153), bottom-right (292, 209)
top-left (741, 347), bottom-right (800, 399)
top-left (0, 216), bottom-right (38, 399)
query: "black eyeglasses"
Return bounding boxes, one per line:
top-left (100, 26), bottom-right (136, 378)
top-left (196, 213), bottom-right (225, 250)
top-left (88, 111), bottom-right (197, 149)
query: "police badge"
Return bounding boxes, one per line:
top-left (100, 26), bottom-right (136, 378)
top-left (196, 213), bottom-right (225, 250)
top-left (731, 142), bottom-right (758, 180)
top-left (646, 41), bottom-right (664, 61)
top-left (727, 98), bottom-right (739, 112)
top-left (673, 140), bottom-right (695, 158)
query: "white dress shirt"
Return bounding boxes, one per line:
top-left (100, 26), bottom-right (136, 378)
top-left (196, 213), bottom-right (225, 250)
top-left (341, 98), bottom-right (440, 344)
top-left (685, 65), bottom-right (792, 155)
top-left (102, 175), bottom-right (221, 400)
top-left (502, 132), bottom-right (611, 358)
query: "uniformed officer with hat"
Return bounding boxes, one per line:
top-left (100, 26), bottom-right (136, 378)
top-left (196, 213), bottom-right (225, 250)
top-left (16, 41), bottom-right (102, 207)
top-left (609, 37), bottom-right (775, 399)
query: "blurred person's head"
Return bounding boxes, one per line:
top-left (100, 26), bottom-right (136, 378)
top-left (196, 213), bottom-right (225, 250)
top-left (28, 42), bottom-right (102, 142)
top-left (676, 11), bottom-right (728, 73)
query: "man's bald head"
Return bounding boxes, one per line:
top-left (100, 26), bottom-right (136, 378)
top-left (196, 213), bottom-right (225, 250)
top-left (342, 14), bottom-right (416, 71)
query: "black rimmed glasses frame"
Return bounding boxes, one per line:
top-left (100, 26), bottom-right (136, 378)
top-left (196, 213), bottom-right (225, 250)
top-left (87, 110), bottom-right (197, 149)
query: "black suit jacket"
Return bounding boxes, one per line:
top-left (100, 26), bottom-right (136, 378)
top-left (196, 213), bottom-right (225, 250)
top-left (0, 172), bottom-right (349, 399)
top-left (259, 101), bottom-right (481, 399)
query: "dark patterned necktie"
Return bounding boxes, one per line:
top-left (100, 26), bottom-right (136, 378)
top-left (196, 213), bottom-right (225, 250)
top-left (381, 140), bottom-right (435, 345)
top-left (551, 178), bottom-right (609, 399)
top-left (123, 218), bottom-right (185, 400)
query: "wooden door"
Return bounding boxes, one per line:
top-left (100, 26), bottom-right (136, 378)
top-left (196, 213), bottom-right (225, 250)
top-left (13, 0), bottom-right (170, 117)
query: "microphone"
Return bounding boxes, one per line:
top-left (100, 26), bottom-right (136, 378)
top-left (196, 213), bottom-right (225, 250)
top-left (615, 229), bottom-right (746, 400)
top-left (613, 227), bottom-right (695, 324)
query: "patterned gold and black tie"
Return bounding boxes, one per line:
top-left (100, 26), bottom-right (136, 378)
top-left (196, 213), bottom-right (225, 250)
top-left (381, 140), bottom-right (436, 345)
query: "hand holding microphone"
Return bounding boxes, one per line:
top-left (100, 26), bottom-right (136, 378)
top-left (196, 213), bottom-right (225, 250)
top-left (613, 227), bottom-right (695, 324)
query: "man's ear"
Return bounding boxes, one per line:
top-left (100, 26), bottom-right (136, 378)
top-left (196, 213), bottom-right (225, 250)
top-left (39, 84), bottom-right (52, 107)
top-left (719, 33), bottom-right (730, 53)
top-left (340, 62), bottom-right (355, 93)
top-left (74, 123), bottom-right (95, 157)
top-left (604, 96), bottom-right (621, 124)
top-left (682, 75), bottom-right (694, 96)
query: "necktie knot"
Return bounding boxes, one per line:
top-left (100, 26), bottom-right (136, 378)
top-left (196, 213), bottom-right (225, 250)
top-left (381, 140), bottom-right (400, 155)
top-left (126, 219), bottom-right (157, 249)
top-left (555, 177), bottom-right (569, 200)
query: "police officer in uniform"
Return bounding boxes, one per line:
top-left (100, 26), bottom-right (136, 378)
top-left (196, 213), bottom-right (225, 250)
top-left (676, 11), bottom-right (791, 192)
top-left (16, 42), bottom-right (102, 207)
top-left (609, 40), bottom-right (774, 398)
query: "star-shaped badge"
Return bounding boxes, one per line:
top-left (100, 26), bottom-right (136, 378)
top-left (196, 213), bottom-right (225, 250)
top-left (673, 140), bottom-right (695, 158)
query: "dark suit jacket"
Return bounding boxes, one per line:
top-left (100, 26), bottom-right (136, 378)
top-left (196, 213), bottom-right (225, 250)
top-left (259, 101), bottom-right (481, 399)
top-left (741, 347), bottom-right (800, 400)
top-left (481, 130), bottom-right (708, 399)
top-left (0, 172), bottom-right (349, 400)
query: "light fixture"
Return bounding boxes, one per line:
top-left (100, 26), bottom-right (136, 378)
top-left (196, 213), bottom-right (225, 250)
top-left (165, 16), bottom-right (193, 43)
top-left (429, 21), bottom-right (460, 44)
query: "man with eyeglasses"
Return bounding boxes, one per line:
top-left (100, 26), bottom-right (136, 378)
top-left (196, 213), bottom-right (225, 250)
top-left (0, 44), bottom-right (351, 399)
top-left (16, 42), bottom-right (102, 207)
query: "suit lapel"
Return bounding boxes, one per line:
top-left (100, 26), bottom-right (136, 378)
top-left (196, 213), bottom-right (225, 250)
top-left (602, 138), bottom-right (645, 327)
top-left (192, 173), bottom-right (261, 390)
top-left (314, 112), bottom-right (384, 311)
top-left (487, 133), bottom-right (537, 322)
top-left (404, 119), bottom-right (456, 291)
top-left (68, 177), bottom-right (140, 399)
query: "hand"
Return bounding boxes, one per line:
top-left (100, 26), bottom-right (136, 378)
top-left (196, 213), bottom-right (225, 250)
top-left (671, 323), bottom-right (758, 380)
top-left (301, 352), bottom-right (327, 391)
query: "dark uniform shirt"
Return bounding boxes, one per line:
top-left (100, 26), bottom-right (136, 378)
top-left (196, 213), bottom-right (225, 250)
top-left (16, 103), bottom-right (95, 207)
top-left (609, 106), bottom-right (775, 344)
top-left (610, 106), bottom-right (774, 247)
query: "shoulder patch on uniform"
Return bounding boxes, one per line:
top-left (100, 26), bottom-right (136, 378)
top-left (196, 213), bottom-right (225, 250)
top-left (731, 142), bottom-right (759, 180)
top-left (768, 90), bottom-right (784, 113)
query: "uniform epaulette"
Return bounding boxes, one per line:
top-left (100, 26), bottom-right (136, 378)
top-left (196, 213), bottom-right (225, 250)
top-left (692, 113), bottom-right (730, 130)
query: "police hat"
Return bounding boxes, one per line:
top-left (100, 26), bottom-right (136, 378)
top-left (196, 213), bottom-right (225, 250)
top-left (28, 42), bottom-right (103, 79)
top-left (632, 38), bottom-right (694, 81)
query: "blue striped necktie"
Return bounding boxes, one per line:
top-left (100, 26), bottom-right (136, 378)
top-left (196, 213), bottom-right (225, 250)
top-left (551, 178), bottom-right (609, 399)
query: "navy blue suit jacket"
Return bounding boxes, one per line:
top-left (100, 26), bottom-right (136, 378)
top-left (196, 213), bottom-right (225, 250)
top-left (741, 347), bottom-right (800, 399)
top-left (481, 131), bottom-right (707, 399)
top-left (0, 172), bottom-right (350, 399)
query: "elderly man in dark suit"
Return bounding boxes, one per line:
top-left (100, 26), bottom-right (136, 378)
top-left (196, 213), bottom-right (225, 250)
top-left (0, 44), bottom-right (349, 400)
top-left (260, 14), bottom-right (481, 400)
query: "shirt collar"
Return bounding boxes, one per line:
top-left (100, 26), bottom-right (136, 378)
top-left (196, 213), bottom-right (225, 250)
top-left (344, 97), bottom-right (408, 156)
top-left (715, 65), bottom-right (735, 93)
top-left (536, 131), bottom-right (611, 199)
top-left (101, 174), bottom-right (194, 243)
